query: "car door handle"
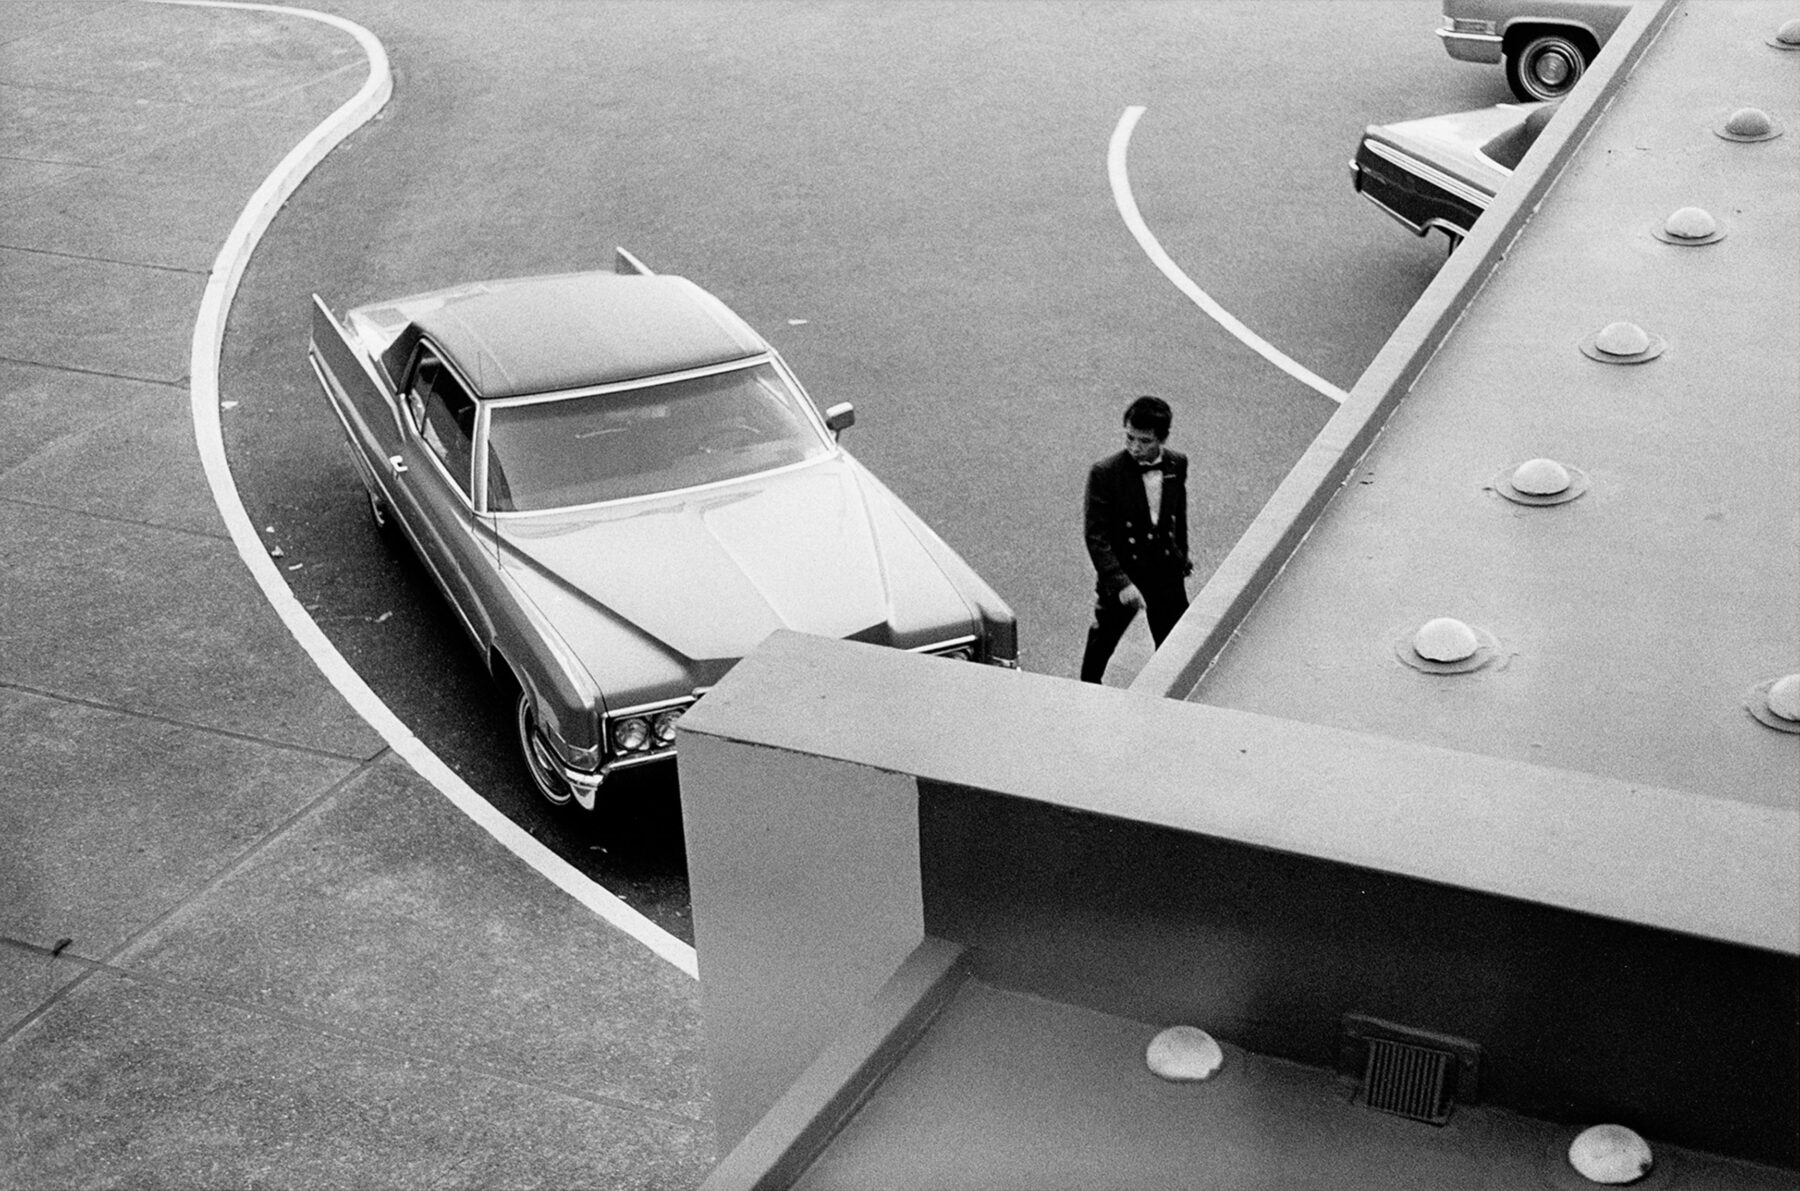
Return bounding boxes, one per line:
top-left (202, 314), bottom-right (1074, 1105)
top-left (388, 454), bottom-right (408, 476)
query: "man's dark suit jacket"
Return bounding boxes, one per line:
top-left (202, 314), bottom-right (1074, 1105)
top-left (1084, 448), bottom-right (1191, 599)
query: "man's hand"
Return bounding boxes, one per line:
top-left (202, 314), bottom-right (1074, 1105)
top-left (1118, 583), bottom-right (1143, 609)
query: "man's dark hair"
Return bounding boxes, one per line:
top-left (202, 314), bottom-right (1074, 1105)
top-left (1123, 395), bottom-right (1172, 439)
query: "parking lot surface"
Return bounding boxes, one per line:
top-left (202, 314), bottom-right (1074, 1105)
top-left (1, 4), bottom-right (709, 1186)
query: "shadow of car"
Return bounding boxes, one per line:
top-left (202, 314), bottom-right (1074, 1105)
top-left (1349, 102), bottom-right (1557, 251)
top-left (308, 249), bottom-right (1017, 813)
top-left (1437, 0), bottom-right (1632, 101)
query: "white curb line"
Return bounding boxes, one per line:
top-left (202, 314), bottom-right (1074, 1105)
top-left (157, 0), bottom-right (699, 979)
top-left (1109, 105), bottom-right (1349, 405)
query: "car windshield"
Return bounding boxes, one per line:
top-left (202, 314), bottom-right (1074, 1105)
top-left (1481, 102), bottom-right (1559, 171)
top-left (483, 361), bottom-right (831, 512)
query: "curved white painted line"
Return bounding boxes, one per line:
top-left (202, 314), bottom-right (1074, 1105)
top-left (155, 0), bottom-right (699, 979)
top-left (1109, 106), bottom-right (1349, 405)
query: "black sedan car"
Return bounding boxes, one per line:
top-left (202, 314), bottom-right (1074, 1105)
top-left (1350, 102), bottom-right (1556, 250)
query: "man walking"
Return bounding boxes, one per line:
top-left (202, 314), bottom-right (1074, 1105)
top-left (1080, 395), bottom-right (1193, 683)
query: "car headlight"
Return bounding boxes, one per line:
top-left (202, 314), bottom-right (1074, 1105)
top-left (612, 717), bottom-right (650, 753)
top-left (652, 708), bottom-right (683, 746)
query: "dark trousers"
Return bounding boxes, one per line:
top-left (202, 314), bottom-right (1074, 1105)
top-left (1079, 578), bottom-right (1189, 683)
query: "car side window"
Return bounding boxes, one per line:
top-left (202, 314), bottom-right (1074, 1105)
top-left (407, 351), bottom-right (475, 498)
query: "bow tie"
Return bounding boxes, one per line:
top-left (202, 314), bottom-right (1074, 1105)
top-left (1136, 459), bottom-right (1165, 473)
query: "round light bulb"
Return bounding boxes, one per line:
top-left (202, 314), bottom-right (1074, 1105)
top-left (1662, 206), bottom-right (1717, 239)
top-left (1724, 107), bottom-right (1773, 137)
top-left (1568, 1123), bottom-right (1654, 1184)
top-left (1768, 674), bottom-right (1800, 722)
top-left (1146, 1026), bottom-right (1224, 1082)
top-left (1413, 618), bottom-right (1480, 663)
top-left (1594, 321), bottom-right (1651, 356)
top-left (1512, 458), bottom-right (1572, 496)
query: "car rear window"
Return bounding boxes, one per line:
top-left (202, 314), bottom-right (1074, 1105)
top-left (1481, 102), bottom-right (1559, 170)
top-left (484, 362), bottom-right (831, 512)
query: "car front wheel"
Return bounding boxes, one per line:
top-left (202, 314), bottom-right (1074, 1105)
top-left (1506, 31), bottom-right (1590, 101)
top-left (515, 692), bottom-right (576, 808)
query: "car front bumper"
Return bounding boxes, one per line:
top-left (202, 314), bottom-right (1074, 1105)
top-left (1437, 20), bottom-right (1503, 64)
top-left (539, 741), bottom-right (672, 812)
top-left (551, 638), bottom-right (1014, 810)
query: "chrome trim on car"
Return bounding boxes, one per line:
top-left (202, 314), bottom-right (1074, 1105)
top-left (1355, 190), bottom-right (1470, 243)
top-left (598, 692), bottom-right (701, 769)
top-left (480, 353), bottom-right (778, 409)
top-left (603, 750), bottom-right (675, 775)
top-left (1472, 149), bottom-right (1518, 178)
top-left (309, 352), bottom-right (364, 446)
top-left (608, 692), bottom-right (702, 721)
top-left (1436, 28), bottom-right (1503, 63)
top-left (1361, 140), bottom-right (1494, 209)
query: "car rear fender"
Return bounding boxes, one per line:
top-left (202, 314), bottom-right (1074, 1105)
top-left (1497, 6), bottom-right (1616, 53)
top-left (311, 295), bottom-right (419, 546)
top-left (310, 295), bottom-right (404, 447)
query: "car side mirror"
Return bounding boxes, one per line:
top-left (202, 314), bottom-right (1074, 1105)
top-left (824, 402), bottom-right (855, 437)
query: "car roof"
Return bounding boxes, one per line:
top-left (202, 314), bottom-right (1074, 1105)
top-left (1364, 103), bottom-right (1545, 192)
top-left (377, 271), bottom-right (768, 399)
top-left (1481, 102), bottom-right (1559, 170)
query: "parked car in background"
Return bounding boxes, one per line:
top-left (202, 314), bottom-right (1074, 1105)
top-left (308, 250), bottom-right (1017, 812)
top-left (1350, 102), bottom-right (1557, 250)
top-left (1437, 0), bottom-right (1632, 100)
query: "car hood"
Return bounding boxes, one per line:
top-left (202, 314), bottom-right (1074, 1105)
top-left (496, 456), bottom-right (977, 696)
top-left (1363, 103), bottom-right (1540, 198)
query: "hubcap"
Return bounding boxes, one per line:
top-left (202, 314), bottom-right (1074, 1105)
top-left (516, 697), bottom-right (573, 806)
top-left (1534, 49), bottom-right (1572, 86)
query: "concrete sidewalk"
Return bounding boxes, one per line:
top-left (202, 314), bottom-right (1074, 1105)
top-left (1, 3), bottom-right (708, 1186)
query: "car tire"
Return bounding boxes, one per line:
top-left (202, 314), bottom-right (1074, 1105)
top-left (514, 689), bottom-right (576, 808)
top-left (1505, 31), bottom-right (1591, 101)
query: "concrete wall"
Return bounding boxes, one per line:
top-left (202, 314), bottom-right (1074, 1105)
top-left (680, 736), bottom-right (925, 1153)
top-left (679, 632), bottom-right (1798, 1167)
top-left (920, 780), bottom-right (1797, 1167)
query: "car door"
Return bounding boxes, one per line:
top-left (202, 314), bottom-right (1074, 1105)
top-left (388, 344), bottom-right (499, 648)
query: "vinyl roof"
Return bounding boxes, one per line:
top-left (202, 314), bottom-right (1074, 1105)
top-left (387, 272), bottom-right (766, 399)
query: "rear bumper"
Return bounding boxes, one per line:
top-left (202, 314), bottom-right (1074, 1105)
top-left (1350, 142), bottom-right (1489, 241)
top-left (1437, 21), bottom-right (1503, 64)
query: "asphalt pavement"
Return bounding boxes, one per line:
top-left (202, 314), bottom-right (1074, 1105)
top-left (211, 0), bottom-right (1483, 940)
top-left (1, 3), bottom-right (709, 1187)
top-left (7, 1), bottom-right (1790, 1188)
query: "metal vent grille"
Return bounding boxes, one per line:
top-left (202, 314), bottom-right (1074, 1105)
top-left (1362, 1037), bottom-right (1456, 1125)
